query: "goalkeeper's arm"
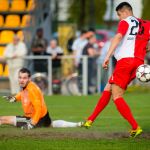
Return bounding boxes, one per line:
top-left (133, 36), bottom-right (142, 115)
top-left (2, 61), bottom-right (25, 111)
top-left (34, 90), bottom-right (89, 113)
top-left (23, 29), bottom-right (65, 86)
top-left (2, 96), bottom-right (16, 103)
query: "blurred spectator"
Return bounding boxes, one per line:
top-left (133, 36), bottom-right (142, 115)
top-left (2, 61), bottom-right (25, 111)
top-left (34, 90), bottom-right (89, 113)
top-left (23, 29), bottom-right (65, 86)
top-left (72, 30), bottom-right (88, 67)
top-left (72, 29), bottom-right (95, 93)
top-left (82, 35), bottom-right (99, 94)
top-left (31, 28), bottom-right (48, 73)
top-left (46, 39), bottom-right (63, 79)
top-left (72, 29), bottom-right (95, 69)
top-left (3, 35), bottom-right (27, 94)
top-left (95, 29), bottom-right (115, 49)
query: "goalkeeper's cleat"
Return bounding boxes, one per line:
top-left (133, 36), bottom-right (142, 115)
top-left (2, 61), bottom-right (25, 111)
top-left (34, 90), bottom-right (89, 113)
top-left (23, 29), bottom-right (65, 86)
top-left (129, 126), bottom-right (143, 138)
top-left (82, 120), bottom-right (93, 129)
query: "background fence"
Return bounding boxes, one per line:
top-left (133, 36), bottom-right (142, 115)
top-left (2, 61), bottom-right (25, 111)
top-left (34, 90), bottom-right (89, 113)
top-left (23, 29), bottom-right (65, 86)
top-left (1, 55), bottom-right (148, 95)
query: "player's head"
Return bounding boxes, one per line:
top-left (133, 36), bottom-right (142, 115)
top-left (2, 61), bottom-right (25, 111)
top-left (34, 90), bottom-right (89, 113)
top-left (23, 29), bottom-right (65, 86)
top-left (116, 2), bottom-right (133, 20)
top-left (18, 68), bottom-right (31, 88)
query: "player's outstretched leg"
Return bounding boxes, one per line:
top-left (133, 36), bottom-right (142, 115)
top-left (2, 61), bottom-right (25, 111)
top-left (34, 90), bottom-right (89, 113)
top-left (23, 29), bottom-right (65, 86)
top-left (83, 90), bottom-right (111, 128)
top-left (0, 116), bottom-right (16, 126)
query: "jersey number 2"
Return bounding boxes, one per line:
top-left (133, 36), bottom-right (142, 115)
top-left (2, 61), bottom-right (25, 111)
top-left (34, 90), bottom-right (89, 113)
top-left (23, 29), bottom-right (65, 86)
top-left (129, 19), bottom-right (145, 35)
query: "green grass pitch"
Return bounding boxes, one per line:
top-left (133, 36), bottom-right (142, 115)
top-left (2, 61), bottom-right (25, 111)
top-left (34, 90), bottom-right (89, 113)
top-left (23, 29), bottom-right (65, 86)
top-left (0, 86), bottom-right (150, 150)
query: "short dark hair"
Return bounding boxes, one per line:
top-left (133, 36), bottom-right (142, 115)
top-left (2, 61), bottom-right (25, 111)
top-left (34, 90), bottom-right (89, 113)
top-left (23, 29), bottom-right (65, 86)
top-left (80, 29), bottom-right (87, 35)
top-left (88, 27), bottom-right (95, 33)
top-left (116, 2), bottom-right (132, 12)
top-left (19, 68), bottom-right (31, 77)
top-left (36, 28), bottom-right (43, 33)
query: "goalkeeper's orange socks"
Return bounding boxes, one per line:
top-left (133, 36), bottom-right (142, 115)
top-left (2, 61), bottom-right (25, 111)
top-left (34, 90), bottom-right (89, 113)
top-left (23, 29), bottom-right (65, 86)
top-left (88, 91), bottom-right (111, 122)
top-left (114, 97), bottom-right (138, 130)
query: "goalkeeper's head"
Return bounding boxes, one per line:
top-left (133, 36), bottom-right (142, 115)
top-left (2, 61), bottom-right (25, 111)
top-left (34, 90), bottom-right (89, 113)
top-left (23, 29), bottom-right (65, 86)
top-left (18, 68), bottom-right (31, 88)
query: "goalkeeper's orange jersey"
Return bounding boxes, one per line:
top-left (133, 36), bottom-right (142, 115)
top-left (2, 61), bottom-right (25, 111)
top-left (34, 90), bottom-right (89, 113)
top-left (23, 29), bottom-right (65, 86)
top-left (15, 81), bottom-right (48, 125)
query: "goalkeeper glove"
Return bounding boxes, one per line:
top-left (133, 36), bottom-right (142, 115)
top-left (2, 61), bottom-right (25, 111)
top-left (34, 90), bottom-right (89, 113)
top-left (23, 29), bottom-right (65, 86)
top-left (2, 96), bottom-right (16, 103)
top-left (21, 120), bottom-right (35, 130)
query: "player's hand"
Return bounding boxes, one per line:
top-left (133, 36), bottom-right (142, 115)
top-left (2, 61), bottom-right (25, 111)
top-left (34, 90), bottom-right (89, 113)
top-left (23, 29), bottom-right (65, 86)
top-left (21, 120), bottom-right (35, 130)
top-left (2, 96), bottom-right (16, 103)
top-left (102, 57), bottom-right (109, 70)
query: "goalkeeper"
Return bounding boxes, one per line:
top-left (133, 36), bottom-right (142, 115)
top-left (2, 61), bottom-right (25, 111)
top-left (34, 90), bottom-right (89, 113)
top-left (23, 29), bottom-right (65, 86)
top-left (0, 68), bottom-right (82, 129)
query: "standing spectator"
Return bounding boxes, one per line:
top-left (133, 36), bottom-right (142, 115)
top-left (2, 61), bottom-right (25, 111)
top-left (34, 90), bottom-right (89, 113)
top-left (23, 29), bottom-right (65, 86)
top-left (72, 30), bottom-right (88, 68)
top-left (46, 39), bottom-right (63, 79)
top-left (82, 35), bottom-right (99, 94)
top-left (31, 28), bottom-right (48, 73)
top-left (72, 30), bottom-right (94, 93)
top-left (72, 30), bottom-right (95, 68)
top-left (4, 35), bottom-right (27, 94)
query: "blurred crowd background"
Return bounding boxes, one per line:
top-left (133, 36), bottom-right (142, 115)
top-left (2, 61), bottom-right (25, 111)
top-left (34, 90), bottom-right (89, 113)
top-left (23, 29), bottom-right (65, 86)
top-left (0, 0), bottom-right (150, 95)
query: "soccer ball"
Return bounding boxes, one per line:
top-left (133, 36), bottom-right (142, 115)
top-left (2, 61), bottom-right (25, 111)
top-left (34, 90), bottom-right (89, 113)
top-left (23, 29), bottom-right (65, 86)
top-left (136, 64), bottom-right (150, 82)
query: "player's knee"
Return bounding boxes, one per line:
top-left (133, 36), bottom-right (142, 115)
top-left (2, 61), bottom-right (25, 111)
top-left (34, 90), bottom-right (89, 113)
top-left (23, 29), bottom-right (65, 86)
top-left (104, 83), bottom-right (112, 91)
top-left (112, 94), bottom-right (123, 101)
top-left (111, 84), bottom-right (124, 101)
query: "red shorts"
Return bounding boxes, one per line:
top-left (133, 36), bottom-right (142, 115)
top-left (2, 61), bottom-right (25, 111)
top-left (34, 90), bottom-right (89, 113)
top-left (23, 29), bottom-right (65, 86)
top-left (109, 58), bottom-right (144, 90)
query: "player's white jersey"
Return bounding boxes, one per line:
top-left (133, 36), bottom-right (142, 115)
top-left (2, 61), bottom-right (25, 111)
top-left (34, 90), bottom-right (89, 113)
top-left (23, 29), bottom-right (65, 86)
top-left (114, 16), bottom-right (150, 61)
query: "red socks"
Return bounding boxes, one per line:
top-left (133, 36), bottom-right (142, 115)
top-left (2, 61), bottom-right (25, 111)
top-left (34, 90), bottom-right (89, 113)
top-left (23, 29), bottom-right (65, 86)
top-left (87, 92), bottom-right (138, 130)
top-left (88, 91), bottom-right (111, 121)
top-left (114, 97), bottom-right (138, 130)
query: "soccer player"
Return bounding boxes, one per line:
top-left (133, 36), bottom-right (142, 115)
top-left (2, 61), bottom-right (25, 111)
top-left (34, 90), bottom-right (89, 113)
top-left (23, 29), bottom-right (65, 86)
top-left (0, 68), bottom-right (82, 129)
top-left (83, 2), bottom-right (150, 137)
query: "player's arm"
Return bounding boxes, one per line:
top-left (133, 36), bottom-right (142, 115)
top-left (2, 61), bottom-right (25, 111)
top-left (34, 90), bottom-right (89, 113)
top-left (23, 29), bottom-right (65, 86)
top-left (103, 33), bottom-right (123, 69)
top-left (103, 20), bottom-right (129, 69)
top-left (2, 92), bottom-right (21, 103)
top-left (2, 96), bottom-right (16, 102)
top-left (15, 92), bottom-right (21, 101)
